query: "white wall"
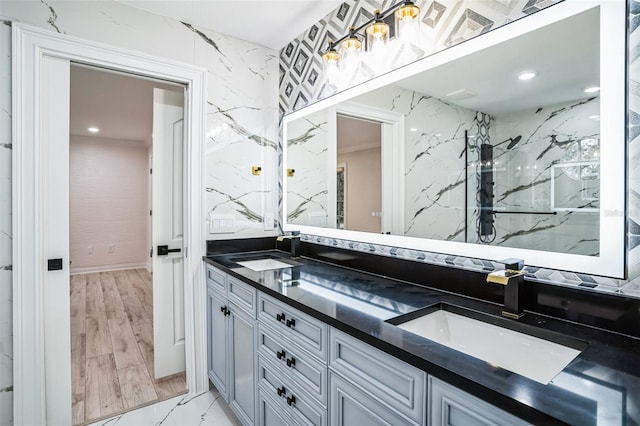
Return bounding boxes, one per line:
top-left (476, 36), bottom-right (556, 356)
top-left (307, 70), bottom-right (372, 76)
top-left (70, 136), bottom-right (149, 273)
top-left (338, 148), bottom-right (381, 233)
top-left (0, 2), bottom-right (279, 423)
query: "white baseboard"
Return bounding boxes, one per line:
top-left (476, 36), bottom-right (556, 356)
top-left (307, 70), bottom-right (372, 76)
top-left (70, 262), bottom-right (148, 275)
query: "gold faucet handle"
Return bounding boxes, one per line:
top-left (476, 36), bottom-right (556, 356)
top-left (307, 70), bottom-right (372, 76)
top-left (486, 269), bottom-right (524, 285)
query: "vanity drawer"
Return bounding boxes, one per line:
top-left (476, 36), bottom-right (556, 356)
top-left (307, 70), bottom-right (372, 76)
top-left (258, 386), bottom-right (296, 426)
top-left (228, 275), bottom-right (257, 317)
top-left (258, 355), bottom-right (327, 426)
top-left (258, 322), bottom-right (327, 405)
top-left (329, 328), bottom-right (426, 425)
top-left (206, 264), bottom-right (227, 294)
top-left (258, 293), bottom-right (327, 361)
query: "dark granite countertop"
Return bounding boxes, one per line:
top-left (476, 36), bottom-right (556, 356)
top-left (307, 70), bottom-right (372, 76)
top-left (204, 249), bottom-right (640, 425)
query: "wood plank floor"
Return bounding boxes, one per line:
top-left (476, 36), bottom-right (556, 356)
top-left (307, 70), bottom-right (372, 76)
top-left (71, 269), bottom-right (187, 425)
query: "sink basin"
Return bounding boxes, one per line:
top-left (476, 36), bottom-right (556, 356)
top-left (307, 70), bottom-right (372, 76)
top-left (387, 303), bottom-right (587, 384)
top-left (236, 258), bottom-right (295, 272)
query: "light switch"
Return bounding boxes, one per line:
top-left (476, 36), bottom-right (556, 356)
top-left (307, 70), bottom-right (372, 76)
top-left (209, 213), bottom-right (235, 234)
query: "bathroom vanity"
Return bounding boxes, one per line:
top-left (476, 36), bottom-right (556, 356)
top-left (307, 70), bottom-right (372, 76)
top-left (204, 239), bottom-right (639, 425)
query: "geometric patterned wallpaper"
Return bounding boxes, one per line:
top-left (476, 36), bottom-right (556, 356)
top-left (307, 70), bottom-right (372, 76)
top-left (279, 0), bottom-right (640, 299)
top-left (279, 0), bottom-right (563, 115)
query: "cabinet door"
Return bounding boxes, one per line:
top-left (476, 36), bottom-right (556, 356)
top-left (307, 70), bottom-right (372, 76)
top-left (330, 328), bottom-right (425, 423)
top-left (429, 377), bottom-right (530, 426)
top-left (330, 373), bottom-right (418, 426)
top-left (208, 288), bottom-right (228, 399)
top-left (228, 303), bottom-right (257, 425)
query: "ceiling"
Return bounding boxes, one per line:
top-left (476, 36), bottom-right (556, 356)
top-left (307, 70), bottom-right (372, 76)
top-left (395, 6), bottom-right (599, 117)
top-left (116, 0), bottom-right (343, 50)
top-left (70, 64), bottom-right (182, 141)
top-left (337, 114), bottom-right (381, 154)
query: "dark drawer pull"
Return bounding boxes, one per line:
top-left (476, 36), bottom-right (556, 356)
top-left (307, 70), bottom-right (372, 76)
top-left (220, 306), bottom-right (230, 316)
top-left (276, 313), bottom-right (286, 322)
top-left (276, 350), bottom-right (286, 360)
top-left (286, 357), bottom-right (296, 368)
top-left (277, 386), bottom-right (286, 397)
top-left (286, 395), bottom-right (296, 406)
top-left (286, 318), bottom-right (296, 328)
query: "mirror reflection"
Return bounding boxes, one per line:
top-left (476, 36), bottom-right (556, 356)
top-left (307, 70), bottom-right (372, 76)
top-left (286, 6), bottom-right (600, 256)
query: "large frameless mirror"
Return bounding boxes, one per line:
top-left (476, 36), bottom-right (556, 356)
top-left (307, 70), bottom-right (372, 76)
top-left (283, 0), bottom-right (625, 278)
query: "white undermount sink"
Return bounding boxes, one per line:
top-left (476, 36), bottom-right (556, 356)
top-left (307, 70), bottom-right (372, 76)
top-left (236, 258), bottom-right (294, 272)
top-left (389, 304), bottom-right (586, 385)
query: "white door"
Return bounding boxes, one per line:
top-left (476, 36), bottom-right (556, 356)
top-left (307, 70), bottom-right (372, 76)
top-left (152, 88), bottom-right (186, 379)
top-left (43, 55), bottom-right (73, 425)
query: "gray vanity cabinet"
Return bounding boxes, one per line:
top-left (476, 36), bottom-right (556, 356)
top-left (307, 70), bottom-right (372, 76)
top-left (329, 328), bottom-right (426, 426)
top-left (206, 262), bottom-right (533, 426)
top-left (207, 286), bottom-right (228, 399)
top-left (257, 387), bottom-right (297, 426)
top-left (429, 377), bottom-right (530, 426)
top-left (206, 265), bottom-right (257, 426)
top-left (256, 293), bottom-right (329, 426)
top-left (330, 373), bottom-right (417, 426)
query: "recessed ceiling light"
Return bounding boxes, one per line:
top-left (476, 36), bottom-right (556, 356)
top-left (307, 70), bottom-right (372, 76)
top-left (584, 86), bottom-right (600, 94)
top-left (410, 127), bottom-right (418, 132)
top-left (87, 127), bottom-right (100, 133)
top-left (589, 115), bottom-right (600, 120)
top-left (518, 71), bottom-right (536, 81)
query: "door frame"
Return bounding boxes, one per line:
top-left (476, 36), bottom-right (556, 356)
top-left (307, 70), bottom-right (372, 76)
top-left (12, 23), bottom-right (208, 424)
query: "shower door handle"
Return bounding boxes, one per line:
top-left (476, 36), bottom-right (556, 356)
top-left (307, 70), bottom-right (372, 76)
top-left (157, 245), bottom-right (182, 256)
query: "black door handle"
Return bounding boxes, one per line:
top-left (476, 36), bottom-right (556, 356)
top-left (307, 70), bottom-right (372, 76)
top-left (157, 245), bottom-right (182, 256)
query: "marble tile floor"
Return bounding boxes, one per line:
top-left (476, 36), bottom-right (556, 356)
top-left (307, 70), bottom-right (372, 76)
top-left (87, 388), bottom-right (241, 426)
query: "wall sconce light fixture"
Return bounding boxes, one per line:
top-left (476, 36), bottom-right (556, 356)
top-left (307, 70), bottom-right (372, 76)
top-left (321, 0), bottom-right (420, 70)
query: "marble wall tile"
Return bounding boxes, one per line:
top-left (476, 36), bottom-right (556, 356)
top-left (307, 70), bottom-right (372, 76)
top-left (352, 85), bottom-right (476, 241)
top-left (486, 98), bottom-right (600, 255)
top-left (286, 109), bottom-right (331, 226)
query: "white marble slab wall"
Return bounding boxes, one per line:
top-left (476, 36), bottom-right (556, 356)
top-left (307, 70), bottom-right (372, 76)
top-left (286, 110), bottom-right (331, 227)
top-left (488, 98), bottom-right (600, 255)
top-left (0, 2), bottom-right (279, 424)
top-left (352, 85), bottom-right (476, 241)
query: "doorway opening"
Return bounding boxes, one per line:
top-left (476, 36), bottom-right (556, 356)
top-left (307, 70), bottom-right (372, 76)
top-left (336, 114), bottom-right (383, 233)
top-left (69, 64), bottom-right (187, 425)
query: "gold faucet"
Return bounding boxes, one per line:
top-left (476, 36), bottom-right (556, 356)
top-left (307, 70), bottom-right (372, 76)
top-left (487, 259), bottom-right (526, 319)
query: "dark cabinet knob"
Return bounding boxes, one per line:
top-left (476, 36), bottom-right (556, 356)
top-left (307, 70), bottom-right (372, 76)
top-left (286, 318), bottom-right (296, 328)
top-left (220, 306), bottom-right (229, 316)
top-left (224, 308), bottom-right (230, 316)
top-left (276, 313), bottom-right (286, 322)
top-left (286, 357), bottom-right (296, 368)
top-left (286, 395), bottom-right (296, 406)
top-left (276, 350), bottom-right (286, 360)
top-left (277, 386), bottom-right (286, 397)
top-left (220, 306), bottom-right (225, 313)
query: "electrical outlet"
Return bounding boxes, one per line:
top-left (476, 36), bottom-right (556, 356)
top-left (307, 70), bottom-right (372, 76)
top-left (108, 244), bottom-right (115, 253)
top-left (88, 245), bottom-right (93, 254)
